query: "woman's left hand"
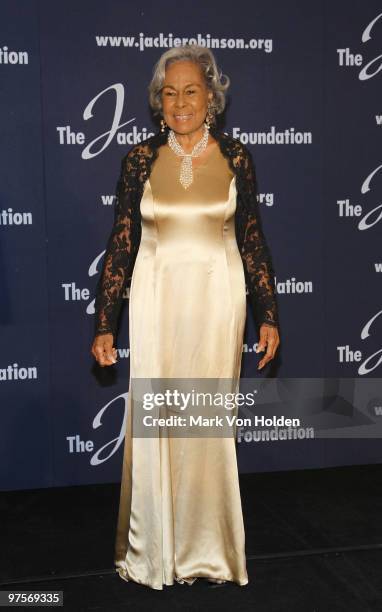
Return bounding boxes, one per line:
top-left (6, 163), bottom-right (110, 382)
top-left (256, 324), bottom-right (280, 370)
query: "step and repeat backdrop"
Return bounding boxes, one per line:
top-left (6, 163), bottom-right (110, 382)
top-left (1, 0), bottom-right (381, 490)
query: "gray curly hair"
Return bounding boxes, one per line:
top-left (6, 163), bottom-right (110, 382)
top-left (148, 44), bottom-right (230, 118)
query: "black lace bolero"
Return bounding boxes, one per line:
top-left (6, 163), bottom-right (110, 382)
top-left (93, 126), bottom-right (279, 339)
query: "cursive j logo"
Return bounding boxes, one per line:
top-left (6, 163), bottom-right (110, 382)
top-left (66, 394), bottom-right (129, 465)
top-left (82, 83), bottom-right (133, 159)
top-left (337, 12), bottom-right (382, 81)
top-left (80, 83), bottom-right (154, 159)
top-left (358, 165), bottom-right (382, 231)
top-left (91, 393), bottom-right (129, 465)
top-left (359, 13), bottom-right (382, 81)
top-left (86, 251), bottom-right (106, 315)
top-left (358, 311), bottom-right (382, 375)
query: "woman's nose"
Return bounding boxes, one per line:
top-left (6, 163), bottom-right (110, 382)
top-left (175, 95), bottom-right (186, 108)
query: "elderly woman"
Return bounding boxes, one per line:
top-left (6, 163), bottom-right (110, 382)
top-left (91, 44), bottom-right (280, 590)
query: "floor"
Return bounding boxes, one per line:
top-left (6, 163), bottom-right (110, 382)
top-left (1, 464), bottom-right (382, 611)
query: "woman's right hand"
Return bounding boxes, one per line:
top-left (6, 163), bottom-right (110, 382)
top-left (91, 333), bottom-right (118, 367)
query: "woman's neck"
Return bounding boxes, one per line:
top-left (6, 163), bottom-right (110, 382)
top-left (172, 125), bottom-right (207, 153)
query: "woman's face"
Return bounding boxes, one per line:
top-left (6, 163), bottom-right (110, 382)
top-left (161, 60), bottom-right (213, 136)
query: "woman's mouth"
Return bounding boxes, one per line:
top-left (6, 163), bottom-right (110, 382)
top-left (174, 114), bottom-right (193, 122)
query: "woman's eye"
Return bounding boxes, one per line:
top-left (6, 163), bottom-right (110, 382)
top-left (187, 90), bottom-right (196, 94)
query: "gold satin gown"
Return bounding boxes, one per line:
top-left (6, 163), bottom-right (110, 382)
top-left (114, 142), bottom-right (249, 589)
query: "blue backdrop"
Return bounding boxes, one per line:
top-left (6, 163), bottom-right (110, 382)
top-left (1, 0), bottom-right (381, 490)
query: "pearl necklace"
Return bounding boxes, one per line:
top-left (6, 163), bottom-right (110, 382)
top-left (167, 124), bottom-right (209, 189)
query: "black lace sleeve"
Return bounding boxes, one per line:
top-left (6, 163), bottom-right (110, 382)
top-left (236, 144), bottom-right (279, 329)
top-left (93, 148), bottom-right (140, 340)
